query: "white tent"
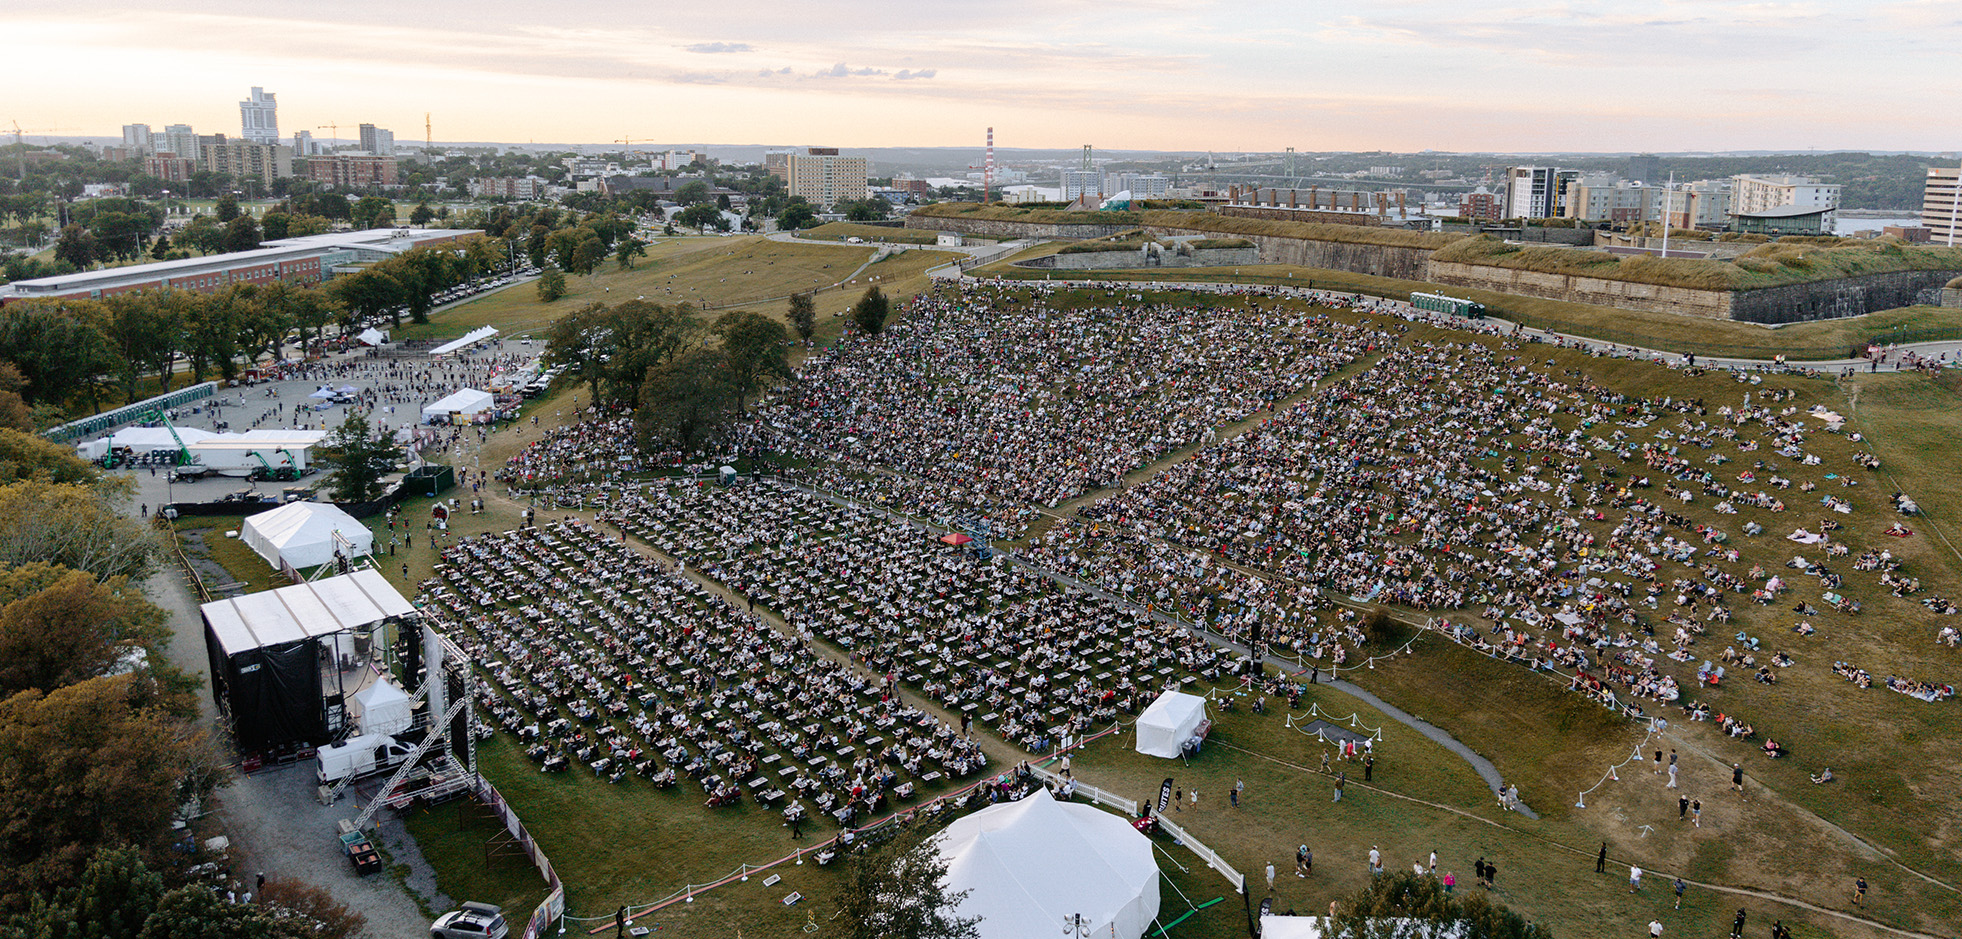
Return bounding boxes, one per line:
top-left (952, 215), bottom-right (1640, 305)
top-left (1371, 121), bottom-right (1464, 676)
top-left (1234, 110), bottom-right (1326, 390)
top-left (350, 678), bottom-right (414, 735)
top-left (429, 325), bottom-right (498, 356)
top-left (421, 388), bottom-right (495, 422)
top-left (239, 502), bottom-right (374, 571)
top-left (104, 426), bottom-right (215, 451)
top-left (356, 327), bottom-right (387, 346)
top-left (1135, 690), bottom-right (1208, 759)
top-left (936, 794), bottom-right (1158, 939)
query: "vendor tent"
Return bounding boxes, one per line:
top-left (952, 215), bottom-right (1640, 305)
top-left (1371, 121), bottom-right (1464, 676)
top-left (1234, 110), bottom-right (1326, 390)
top-left (350, 678), bottom-right (413, 735)
top-left (936, 794), bottom-right (1158, 939)
top-left (421, 388), bottom-right (495, 422)
top-left (1135, 690), bottom-right (1208, 758)
top-left (356, 327), bottom-right (387, 346)
top-left (239, 501), bottom-right (374, 571)
top-left (200, 569), bottom-right (416, 753)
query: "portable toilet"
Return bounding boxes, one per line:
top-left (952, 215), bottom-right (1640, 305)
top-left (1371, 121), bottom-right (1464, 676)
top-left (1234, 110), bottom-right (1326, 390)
top-left (718, 465), bottom-right (738, 486)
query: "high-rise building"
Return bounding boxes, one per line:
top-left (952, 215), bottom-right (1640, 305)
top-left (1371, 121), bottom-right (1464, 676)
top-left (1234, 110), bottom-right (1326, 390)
top-left (1730, 175), bottom-right (1838, 226)
top-left (1920, 167), bottom-right (1961, 246)
top-left (764, 150), bottom-right (793, 179)
top-left (358, 124), bottom-right (395, 156)
top-left (1503, 166), bottom-right (1580, 219)
top-left (239, 87), bottom-right (279, 144)
top-left (1060, 169), bottom-right (1102, 201)
top-left (292, 130), bottom-right (315, 157)
top-left (785, 147), bottom-right (868, 207)
top-left (161, 124), bottom-right (198, 160)
top-left (121, 124), bottom-right (153, 156)
top-left (200, 135), bottom-right (293, 184)
top-left (1104, 173), bottom-right (1170, 198)
top-left (306, 153), bottom-right (399, 189)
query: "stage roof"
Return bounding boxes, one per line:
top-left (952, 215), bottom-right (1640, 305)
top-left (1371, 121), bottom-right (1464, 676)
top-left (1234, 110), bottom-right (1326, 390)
top-left (201, 568), bottom-right (415, 658)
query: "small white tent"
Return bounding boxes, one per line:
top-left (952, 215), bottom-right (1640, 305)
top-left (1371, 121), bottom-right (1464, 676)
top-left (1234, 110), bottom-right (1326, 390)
top-left (239, 502), bottom-right (374, 571)
top-left (936, 794), bottom-right (1158, 939)
top-left (356, 327), bottom-right (387, 346)
top-left (350, 678), bottom-right (413, 735)
top-left (421, 388), bottom-right (495, 422)
top-left (1135, 690), bottom-right (1208, 758)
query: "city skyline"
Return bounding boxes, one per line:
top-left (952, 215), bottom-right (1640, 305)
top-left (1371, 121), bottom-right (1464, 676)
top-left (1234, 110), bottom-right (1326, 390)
top-left (7, 0), bottom-right (1958, 153)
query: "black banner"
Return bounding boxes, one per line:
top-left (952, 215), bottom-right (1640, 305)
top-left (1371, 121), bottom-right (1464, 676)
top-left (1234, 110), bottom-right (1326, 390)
top-left (1157, 778), bottom-right (1175, 816)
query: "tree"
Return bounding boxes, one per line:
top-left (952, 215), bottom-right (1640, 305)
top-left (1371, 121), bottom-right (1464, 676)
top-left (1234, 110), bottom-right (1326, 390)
top-left (0, 429), bottom-right (101, 485)
top-left (1333, 871), bottom-right (1549, 939)
top-left (408, 202), bottom-right (436, 227)
top-left (713, 311), bottom-right (790, 415)
top-left (315, 413), bottom-right (403, 503)
top-left (851, 286), bottom-right (891, 336)
top-left (536, 265), bottom-right (567, 302)
top-left (221, 216), bottom-right (261, 254)
top-left (837, 832), bottom-right (979, 939)
top-left (844, 197), bottom-right (892, 222)
top-left (0, 564), bottom-right (168, 699)
top-left (53, 225), bottom-right (97, 271)
top-left (213, 193), bottom-right (240, 222)
top-left (637, 347), bottom-right (734, 452)
top-left (350, 196), bottom-right (395, 230)
top-left (148, 230), bottom-right (171, 260)
top-left (0, 366), bottom-right (36, 433)
top-left (777, 201), bottom-right (817, 231)
top-left (0, 480), bottom-right (164, 582)
top-left (0, 674), bottom-right (216, 901)
top-left (676, 204), bottom-right (728, 232)
top-left (614, 235), bottom-right (646, 270)
top-left (258, 212), bottom-right (291, 241)
top-left (329, 267), bottom-right (406, 327)
top-left (787, 292), bottom-right (817, 342)
top-left (257, 877), bottom-right (367, 939)
top-left (673, 180), bottom-right (711, 205)
top-left (568, 232), bottom-right (606, 275)
top-left (178, 216), bottom-right (225, 255)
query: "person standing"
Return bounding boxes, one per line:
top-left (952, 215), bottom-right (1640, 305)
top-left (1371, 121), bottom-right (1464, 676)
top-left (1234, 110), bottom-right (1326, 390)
top-left (1265, 862), bottom-right (1275, 892)
top-left (1174, 786), bottom-right (1182, 812)
top-left (1732, 763), bottom-right (1745, 795)
top-left (1730, 908), bottom-right (1747, 938)
top-left (615, 906), bottom-right (627, 939)
top-left (1692, 798), bottom-right (1703, 828)
top-left (1484, 858), bottom-right (1497, 889)
top-left (1334, 771), bottom-right (1346, 802)
top-left (1596, 842), bottom-right (1608, 873)
top-left (1368, 846), bottom-right (1381, 875)
top-left (1427, 850), bottom-right (1437, 875)
top-left (1296, 844), bottom-right (1310, 877)
top-left (1679, 794), bottom-right (1690, 819)
top-left (1667, 761), bottom-right (1679, 789)
top-left (1233, 777), bottom-right (1244, 807)
top-left (1364, 754), bottom-right (1375, 782)
top-left (1320, 750), bottom-right (1331, 774)
top-left (1654, 750), bottom-right (1664, 774)
top-left (1649, 919), bottom-right (1663, 938)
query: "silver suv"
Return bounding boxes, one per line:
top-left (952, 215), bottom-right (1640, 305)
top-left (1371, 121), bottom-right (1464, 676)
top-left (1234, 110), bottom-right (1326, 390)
top-left (431, 902), bottom-right (509, 939)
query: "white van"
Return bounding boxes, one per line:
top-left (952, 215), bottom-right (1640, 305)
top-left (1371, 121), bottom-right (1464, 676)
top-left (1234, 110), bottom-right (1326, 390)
top-left (317, 733), bottom-right (414, 785)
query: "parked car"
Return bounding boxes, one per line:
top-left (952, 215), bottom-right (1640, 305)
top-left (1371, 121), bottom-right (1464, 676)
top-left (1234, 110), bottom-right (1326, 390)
top-left (431, 902), bottom-right (508, 939)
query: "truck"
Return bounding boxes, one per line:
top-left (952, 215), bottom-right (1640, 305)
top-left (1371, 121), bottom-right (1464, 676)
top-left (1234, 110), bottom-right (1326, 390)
top-left (316, 733), bottom-right (415, 785)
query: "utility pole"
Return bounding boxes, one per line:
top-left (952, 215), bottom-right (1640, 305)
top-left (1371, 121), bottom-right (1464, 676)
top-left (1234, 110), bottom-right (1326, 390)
top-left (1659, 171), bottom-right (1675, 259)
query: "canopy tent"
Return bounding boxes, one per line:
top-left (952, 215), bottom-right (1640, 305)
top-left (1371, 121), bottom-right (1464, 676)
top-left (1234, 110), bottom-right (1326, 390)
top-left (421, 388), bottom-right (496, 422)
top-left (104, 426), bottom-right (215, 450)
top-left (1135, 690), bottom-right (1208, 758)
top-left (356, 327), bottom-right (387, 346)
top-left (429, 325), bottom-right (498, 356)
top-left (350, 678), bottom-right (413, 735)
top-left (935, 794), bottom-right (1158, 939)
top-left (239, 501), bottom-right (374, 572)
top-left (940, 533), bottom-right (974, 546)
top-left (200, 569), bottom-right (416, 753)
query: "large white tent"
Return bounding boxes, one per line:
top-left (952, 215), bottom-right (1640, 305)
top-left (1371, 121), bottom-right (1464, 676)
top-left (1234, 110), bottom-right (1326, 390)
top-left (1135, 690), bottom-right (1208, 758)
top-left (239, 501), bottom-right (374, 571)
top-left (429, 325), bottom-right (498, 356)
top-left (350, 678), bottom-right (414, 735)
top-left (935, 794), bottom-right (1159, 939)
top-left (421, 388), bottom-right (495, 422)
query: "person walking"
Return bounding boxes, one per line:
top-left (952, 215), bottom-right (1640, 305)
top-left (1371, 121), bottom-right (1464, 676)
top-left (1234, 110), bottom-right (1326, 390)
top-left (1853, 875), bottom-right (1867, 906)
top-left (1667, 762), bottom-right (1679, 789)
top-left (1484, 858), bottom-right (1497, 889)
top-left (1368, 846), bottom-right (1381, 876)
top-left (615, 906), bottom-right (627, 939)
top-left (1672, 877), bottom-right (1686, 909)
top-left (1679, 794), bottom-right (1690, 819)
top-left (1629, 864), bottom-right (1643, 893)
top-left (1334, 771), bottom-right (1346, 802)
top-left (1692, 798), bottom-right (1703, 828)
top-left (1427, 850), bottom-right (1437, 875)
top-left (1732, 763), bottom-right (1745, 795)
top-left (1730, 908), bottom-right (1747, 938)
top-left (1654, 750), bottom-right (1664, 774)
top-left (1596, 842), bottom-right (1608, 873)
top-left (1320, 750), bottom-right (1331, 773)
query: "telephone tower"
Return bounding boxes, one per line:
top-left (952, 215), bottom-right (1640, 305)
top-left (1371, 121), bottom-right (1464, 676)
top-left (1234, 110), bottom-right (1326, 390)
top-left (1081, 144), bottom-right (1094, 171)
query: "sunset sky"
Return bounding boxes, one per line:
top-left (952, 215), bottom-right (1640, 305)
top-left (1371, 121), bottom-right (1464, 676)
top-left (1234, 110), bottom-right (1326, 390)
top-left (7, 0), bottom-right (1956, 153)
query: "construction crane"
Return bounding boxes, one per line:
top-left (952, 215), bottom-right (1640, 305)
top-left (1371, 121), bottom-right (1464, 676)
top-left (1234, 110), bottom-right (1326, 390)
top-left (9, 120), bottom-right (75, 180)
top-left (316, 123), bottom-right (342, 150)
top-left (614, 137), bottom-right (662, 154)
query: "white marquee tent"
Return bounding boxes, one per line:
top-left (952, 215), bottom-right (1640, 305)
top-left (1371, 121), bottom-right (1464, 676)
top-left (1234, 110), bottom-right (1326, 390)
top-left (350, 678), bottom-right (414, 735)
top-left (356, 327), bottom-right (388, 346)
top-left (935, 794), bottom-right (1159, 939)
top-left (1135, 690), bottom-right (1208, 758)
top-left (239, 501), bottom-right (374, 571)
top-left (429, 325), bottom-right (498, 356)
top-left (421, 388), bottom-right (495, 422)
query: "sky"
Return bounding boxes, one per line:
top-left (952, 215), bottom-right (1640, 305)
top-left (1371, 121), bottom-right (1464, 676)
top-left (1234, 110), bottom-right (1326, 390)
top-left (6, 0), bottom-right (1958, 154)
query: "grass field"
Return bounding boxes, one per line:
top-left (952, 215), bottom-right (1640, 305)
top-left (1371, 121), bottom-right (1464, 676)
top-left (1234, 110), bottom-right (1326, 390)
top-left (186, 266), bottom-right (1962, 938)
top-left (392, 236), bottom-right (958, 344)
top-left (971, 253), bottom-right (1962, 360)
top-left (792, 222), bottom-right (941, 245)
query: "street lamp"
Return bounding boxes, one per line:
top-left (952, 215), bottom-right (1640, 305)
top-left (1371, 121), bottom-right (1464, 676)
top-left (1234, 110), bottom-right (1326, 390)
top-left (1063, 914), bottom-right (1091, 938)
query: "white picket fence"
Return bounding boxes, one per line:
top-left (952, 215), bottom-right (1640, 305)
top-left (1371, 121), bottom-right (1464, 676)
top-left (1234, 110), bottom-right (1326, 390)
top-left (1155, 815), bottom-right (1245, 892)
top-left (1030, 765), bottom-right (1139, 816)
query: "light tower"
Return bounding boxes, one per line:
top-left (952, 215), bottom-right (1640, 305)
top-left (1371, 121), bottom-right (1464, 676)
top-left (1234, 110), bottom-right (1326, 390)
top-left (984, 127), bottom-right (994, 204)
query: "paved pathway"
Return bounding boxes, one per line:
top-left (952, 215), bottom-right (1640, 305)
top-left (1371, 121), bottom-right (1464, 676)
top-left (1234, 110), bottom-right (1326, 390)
top-left (1325, 678), bottom-right (1538, 819)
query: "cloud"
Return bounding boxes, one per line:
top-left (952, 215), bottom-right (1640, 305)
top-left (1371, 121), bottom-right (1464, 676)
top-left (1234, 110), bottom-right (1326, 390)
top-left (684, 41), bottom-right (752, 54)
top-left (815, 62), bottom-right (886, 78)
top-left (757, 65), bottom-right (793, 76)
top-left (893, 68), bottom-right (936, 80)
